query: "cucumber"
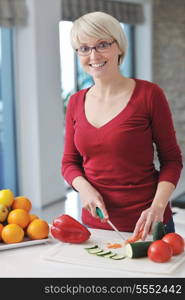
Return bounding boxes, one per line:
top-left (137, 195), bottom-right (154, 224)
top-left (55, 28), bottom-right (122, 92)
top-left (87, 247), bottom-right (103, 254)
top-left (125, 241), bottom-right (152, 258)
top-left (84, 245), bottom-right (98, 250)
top-left (152, 221), bottom-right (166, 241)
top-left (103, 253), bottom-right (117, 258)
top-left (111, 254), bottom-right (126, 260)
top-left (96, 250), bottom-right (112, 256)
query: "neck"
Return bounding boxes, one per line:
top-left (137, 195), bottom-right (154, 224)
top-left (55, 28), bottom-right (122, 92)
top-left (92, 74), bottom-right (127, 98)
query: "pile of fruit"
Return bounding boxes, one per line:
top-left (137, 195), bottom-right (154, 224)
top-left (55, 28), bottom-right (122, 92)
top-left (0, 189), bottom-right (49, 244)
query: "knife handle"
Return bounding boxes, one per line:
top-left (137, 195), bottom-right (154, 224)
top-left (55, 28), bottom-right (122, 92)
top-left (96, 207), bottom-right (104, 219)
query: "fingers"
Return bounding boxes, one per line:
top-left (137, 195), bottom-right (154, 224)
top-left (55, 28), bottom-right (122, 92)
top-left (134, 210), bottom-right (163, 241)
top-left (133, 218), bottom-right (144, 238)
top-left (133, 212), bottom-right (153, 240)
top-left (84, 205), bottom-right (98, 218)
top-left (94, 204), bottom-right (109, 223)
top-left (98, 203), bottom-right (109, 220)
top-left (142, 216), bottom-right (152, 240)
top-left (84, 200), bottom-right (109, 221)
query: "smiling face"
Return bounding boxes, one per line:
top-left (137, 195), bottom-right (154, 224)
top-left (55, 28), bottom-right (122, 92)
top-left (76, 37), bottom-right (122, 80)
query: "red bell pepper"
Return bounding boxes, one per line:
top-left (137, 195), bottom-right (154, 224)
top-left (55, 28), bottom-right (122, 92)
top-left (50, 214), bottom-right (91, 243)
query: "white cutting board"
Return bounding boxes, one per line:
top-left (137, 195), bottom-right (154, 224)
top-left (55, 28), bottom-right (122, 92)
top-left (41, 229), bottom-right (185, 275)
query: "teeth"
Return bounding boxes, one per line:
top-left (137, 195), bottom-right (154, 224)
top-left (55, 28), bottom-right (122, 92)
top-left (90, 62), bottom-right (106, 68)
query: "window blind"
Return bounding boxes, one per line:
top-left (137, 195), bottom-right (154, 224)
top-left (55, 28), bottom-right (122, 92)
top-left (61, 0), bottom-right (144, 24)
top-left (0, 0), bottom-right (28, 27)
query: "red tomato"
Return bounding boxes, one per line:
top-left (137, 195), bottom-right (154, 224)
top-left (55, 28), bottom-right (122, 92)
top-left (162, 233), bottom-right (185, 255)
top-left (147, 240), bottom-right (173, 263)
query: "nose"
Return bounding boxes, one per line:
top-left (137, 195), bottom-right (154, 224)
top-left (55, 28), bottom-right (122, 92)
top-left (89, 48), bottom-right (101, 58)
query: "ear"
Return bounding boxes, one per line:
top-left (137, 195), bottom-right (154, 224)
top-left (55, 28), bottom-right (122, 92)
top-left (118, 52), bottom-right (124, 65)
top-left (116, 44), bottom-right (122, 56)
top-left (118, 48), bottom-right (122, 55)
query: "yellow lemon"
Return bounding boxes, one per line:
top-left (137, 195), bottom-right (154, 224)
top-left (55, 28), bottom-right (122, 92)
top-left (0, 189), bottom-right (14, 207)
top-left (0, 203), bottom-right (9, 222)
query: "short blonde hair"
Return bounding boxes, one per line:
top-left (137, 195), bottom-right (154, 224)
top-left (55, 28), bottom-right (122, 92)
top-left (70, 11), bottom-right (128, 65)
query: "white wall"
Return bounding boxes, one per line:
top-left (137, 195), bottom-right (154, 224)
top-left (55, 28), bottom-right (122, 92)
top-left (14, 0), bottom-right (66, 209)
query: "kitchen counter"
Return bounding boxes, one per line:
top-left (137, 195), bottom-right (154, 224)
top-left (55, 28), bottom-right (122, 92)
top-left (0, 212), bottom-right (185, 278)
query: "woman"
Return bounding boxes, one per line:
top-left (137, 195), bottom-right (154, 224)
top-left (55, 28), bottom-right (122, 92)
top-left (61, 11), bottom-right (183, 240)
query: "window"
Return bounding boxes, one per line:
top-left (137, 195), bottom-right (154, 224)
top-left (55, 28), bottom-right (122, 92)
top-left (59, 21), bottom-right (135, 111)
top-left (0, 28), bottom-right (18, 194)
top-left (59, 21), bottom-right (76, 113)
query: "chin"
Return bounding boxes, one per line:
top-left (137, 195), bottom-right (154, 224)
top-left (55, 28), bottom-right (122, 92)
top-left (89, 69), bottom-right (107, 79)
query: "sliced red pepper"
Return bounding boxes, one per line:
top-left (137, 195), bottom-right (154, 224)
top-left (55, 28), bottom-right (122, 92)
top-left (50, 214), bottom-right (91, 243)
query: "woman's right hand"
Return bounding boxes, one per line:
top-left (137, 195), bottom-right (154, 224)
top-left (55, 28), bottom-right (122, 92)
top-left (79, 187), bottom-right (108, 221)
top-left (72, 176), bottom-right (108, 221)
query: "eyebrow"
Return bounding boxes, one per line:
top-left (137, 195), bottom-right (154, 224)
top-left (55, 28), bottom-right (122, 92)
top-left (79, 39), bottom-right (107, 46)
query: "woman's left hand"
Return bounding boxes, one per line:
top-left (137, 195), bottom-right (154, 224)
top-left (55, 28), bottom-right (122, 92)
top-left (133, 204), bottom-right (165, 240)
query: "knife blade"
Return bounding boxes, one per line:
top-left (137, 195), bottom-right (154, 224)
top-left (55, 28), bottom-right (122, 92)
top-left (96, 207), bottom-right (126, 241)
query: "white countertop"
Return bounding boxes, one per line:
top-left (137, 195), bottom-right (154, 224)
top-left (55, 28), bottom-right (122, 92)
top-left (1, 217), bottom-right (185, 278)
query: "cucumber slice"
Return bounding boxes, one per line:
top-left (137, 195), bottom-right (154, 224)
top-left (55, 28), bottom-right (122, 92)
top-left (104, 253), bottom-right (116, 258)
top-left (111, 254), bottom-right (126, 260)
top-left (88, 248), bottom-right (103, 254)
top-left (84, 245), bottom-right (98, 250)
top-left (96, 250), bottom-right (112, 256)
top-left (152, 221), bottom-right (166, 240)
top-left (125, 241), bottom-right (152, 258)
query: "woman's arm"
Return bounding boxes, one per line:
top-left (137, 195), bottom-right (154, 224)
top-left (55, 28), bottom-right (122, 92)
top-left (151, 181), bottom-right (175, 211)
top-left (133, 85), bottom-right (183, 239)
top-left (61, 95), bottom-right (85, 185)
top-left (150, 85), bottom-right (183, 186)
top-left (133, 181), bottom-right (175, 239)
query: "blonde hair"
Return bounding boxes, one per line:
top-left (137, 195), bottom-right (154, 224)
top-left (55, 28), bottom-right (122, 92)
top-left (70, 11), bottom-right (128, 65)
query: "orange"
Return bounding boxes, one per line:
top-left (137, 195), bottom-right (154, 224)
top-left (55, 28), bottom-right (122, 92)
top-left (12, 196), bottom-right (32, 212)
top-left (24, 214), bottom-right (39, 236)
top-left (27, 219), bottom-right (49, 240)
top-left (29, 214), bottom-right (39, 223)
top-left (1, 224), bottom-right (24, 244)
top-left (0, 223), bottom-right (4, 241)
top-left (7, 208), bottom-right (30, 229)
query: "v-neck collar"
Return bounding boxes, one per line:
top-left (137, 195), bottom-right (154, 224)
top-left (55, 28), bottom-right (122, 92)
top-left (81, 78), bottom-right (138, 130)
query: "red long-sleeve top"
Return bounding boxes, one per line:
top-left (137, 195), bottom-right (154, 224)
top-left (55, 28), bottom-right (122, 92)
top-left (62, 79), bottom-right (183, 232)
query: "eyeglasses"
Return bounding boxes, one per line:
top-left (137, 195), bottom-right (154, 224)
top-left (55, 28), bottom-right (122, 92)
top-left (76, 40), bottom-right (116, 56)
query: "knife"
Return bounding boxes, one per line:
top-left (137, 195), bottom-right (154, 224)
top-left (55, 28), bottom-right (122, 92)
top-left (96, 207), bottom-right (126, 241)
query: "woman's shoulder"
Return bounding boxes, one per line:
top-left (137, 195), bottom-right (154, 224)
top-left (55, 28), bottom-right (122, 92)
top-left (134, 78), bottom-right (162, 94)
top-left (70, 87), bottom-right (91, 101)
top-left (67, 87), bottom-right (89, 108)
top-left (66, 87), bottom-right (91, 116)
top-left (133, 78), bottom-right (168, 112)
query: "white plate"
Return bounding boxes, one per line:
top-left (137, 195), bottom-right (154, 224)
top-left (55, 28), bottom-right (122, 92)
top-left (0, 237), bottom-right (51, 251)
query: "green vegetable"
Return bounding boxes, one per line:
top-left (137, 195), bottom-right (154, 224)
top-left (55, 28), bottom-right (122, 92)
top-left (84, 245), bottom-right (98, 250)
top-left (87, 247), bottom-right (103, 254)
top-left (96, 250), bottom-right (112, 256)
top-left (125, 241), bottom-right (152, 258)
top-left (103, 253), bottom-right (117, 258)
top-left (84, 245), bottom-right (126, 259)
top-left (152, 221), bottom-right (166, 241)
top-left (85, 242), bottom-right (152, 260)
top-left (111, 254), bottom-right (126, 260)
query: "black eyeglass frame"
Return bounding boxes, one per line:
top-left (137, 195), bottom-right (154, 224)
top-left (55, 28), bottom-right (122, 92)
top-left (75, 40), bottom-right (116, 56)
